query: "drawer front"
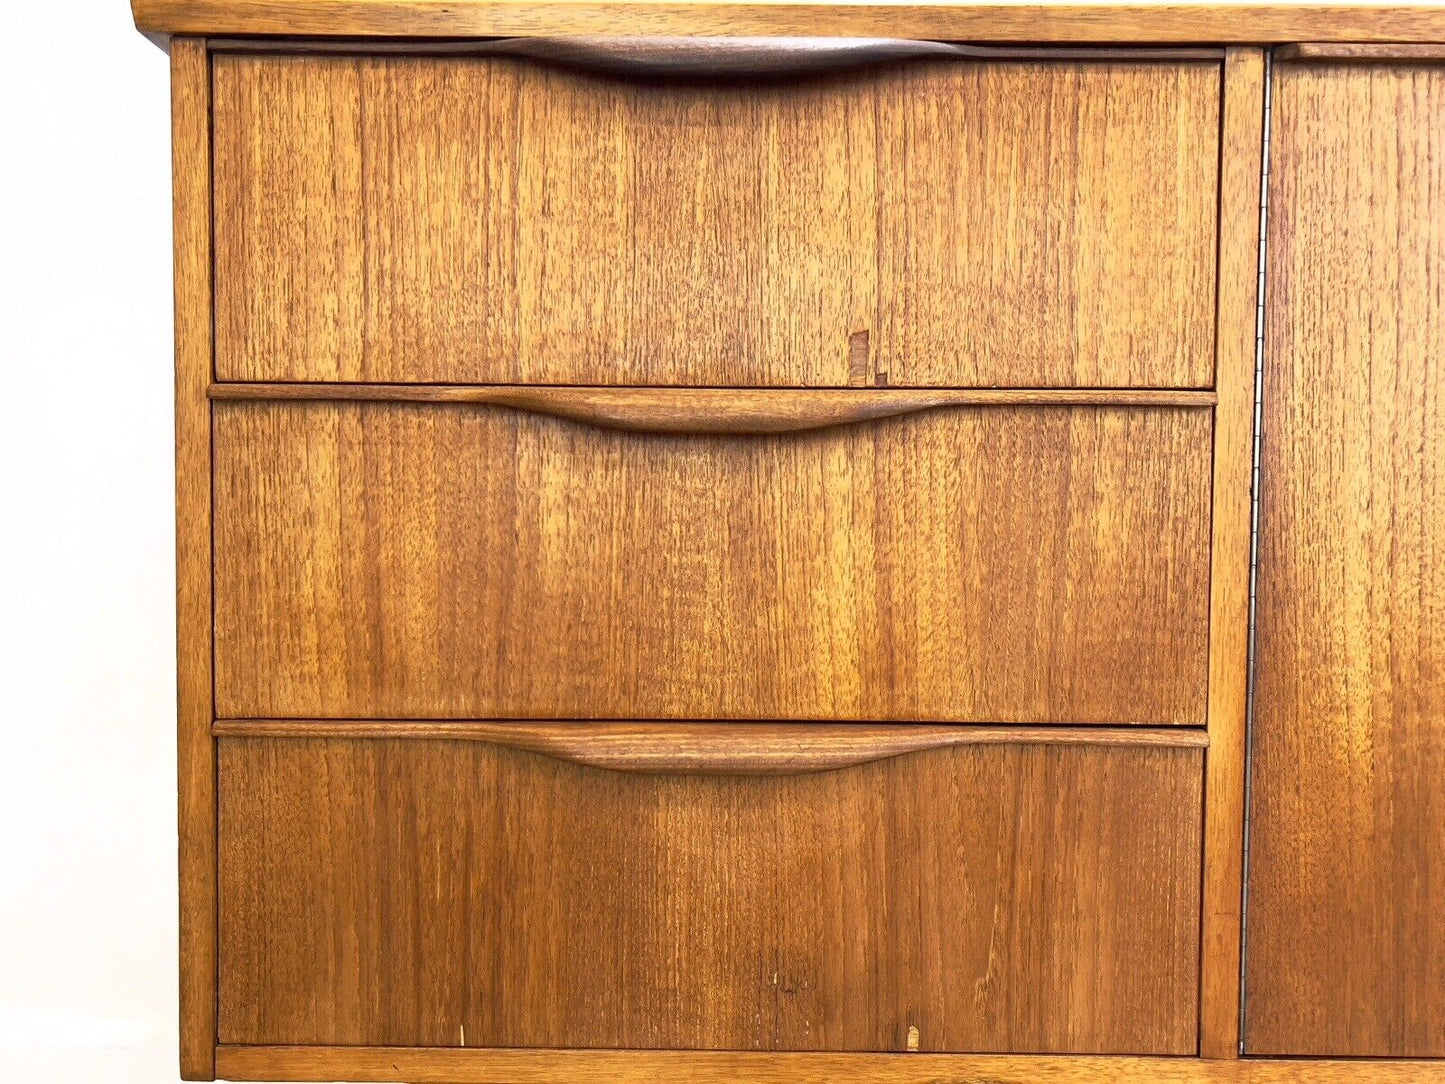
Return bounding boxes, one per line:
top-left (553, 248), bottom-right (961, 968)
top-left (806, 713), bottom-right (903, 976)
top-left (212, 400), bottom-right (1212, 723)
top-left (213, 54), bottom-right (1220, 387)
top-left (217, 733), bottom-right (1203, 1053)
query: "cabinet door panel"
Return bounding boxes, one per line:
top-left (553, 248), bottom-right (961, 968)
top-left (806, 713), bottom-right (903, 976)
top-left (1247, 62), bottom-right (1445, 1057)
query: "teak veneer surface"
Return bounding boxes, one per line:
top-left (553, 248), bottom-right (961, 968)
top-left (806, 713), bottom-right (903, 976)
top-left (217, 736), bottom-right (1203, 1053)
top-left (1247, 60), bottom-right (1445, 1057)
top-left (133, 2), bottom-right (1445, 44)
top-left (212, 53), bottom-right (1219, 387)
top-left (213, 401), bottom-right (1212, 724)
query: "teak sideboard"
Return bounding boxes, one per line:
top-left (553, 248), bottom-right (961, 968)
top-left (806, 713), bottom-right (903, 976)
top-left (132, 2), bottom-right (1445, 1081)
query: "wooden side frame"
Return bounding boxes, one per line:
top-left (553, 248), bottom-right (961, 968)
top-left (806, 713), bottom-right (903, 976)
top-left (1200, 47), bottom-right (1267, 1059)
top-left (172, 35), bottom-right (216, 1082)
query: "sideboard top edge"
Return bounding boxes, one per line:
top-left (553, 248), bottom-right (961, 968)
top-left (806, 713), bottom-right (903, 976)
top-left (133, 2), bottom-right (1445, 46)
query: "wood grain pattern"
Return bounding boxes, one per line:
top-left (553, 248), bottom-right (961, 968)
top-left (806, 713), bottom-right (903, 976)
top-left (217, 736), bottom-right (1203, 1052)
top-left (209, 383), bottom-right (1219, 431)
top-left (170, 36), bottom-right (215, 1082)
top-left (211, 54), bottom-right (1219, 388)
top-left (212, 402), bottom-right (1213, 724)
top-left (1198, 47), bottom-right (1265, 1061)
top-left (213, 1046), bottom-right (1445, 1084)
top-left (213, 52), bottom-right (875, 386)
top-left (210, 720), bottom-right (1210, 773)
top-left (872, 60), bottom-right (1218, 388)
top-left (1246, 61), bottom-right (1445, 1057)
top-left (132, 1), bottom-right (1445, 45)
top-left (1277, 42), bottom-right (1445, 63)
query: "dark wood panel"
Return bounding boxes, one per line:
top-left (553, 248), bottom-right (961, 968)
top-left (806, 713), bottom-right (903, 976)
top-left (217, 735), bottom-right (1203, 1053)
top-left (211, 54), bottom-right (1218, 388)
top-left (212, 402), bottom-right (1213, 724)
top-left (1246, 62), bottom-right (1445, 1057)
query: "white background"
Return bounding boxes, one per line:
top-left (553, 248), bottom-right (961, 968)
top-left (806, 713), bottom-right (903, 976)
top-left (2, 1), bottom-right (201, 1080)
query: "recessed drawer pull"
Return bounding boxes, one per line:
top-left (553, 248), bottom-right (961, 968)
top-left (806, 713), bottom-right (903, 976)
top-left (209, 384), bottom-right (1216, 435)
top-left (213, 721), bottom-right (1209, 776)
top-left (479, 36), bottom-right (961, 78)
top-left (227, 37), bottom-right (1226, 78)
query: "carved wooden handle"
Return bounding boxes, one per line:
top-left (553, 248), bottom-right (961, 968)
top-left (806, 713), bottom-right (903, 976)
top-left (213, 721), bottom-right (1208, 774)
top-left (476, 36), bottom-right (965, 77)
top-left (462, 723), bottom-right (962, 773)
top-left (489, 387), bottom-right (1008, 433)
top-left (210, 385), bottom-right (1216, 434)
top-left (456, 38), bottom-right (1223, 77)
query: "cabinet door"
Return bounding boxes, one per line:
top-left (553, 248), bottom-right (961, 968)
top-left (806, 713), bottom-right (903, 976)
top-left (1247, 60), bottom-right (1445, 1056)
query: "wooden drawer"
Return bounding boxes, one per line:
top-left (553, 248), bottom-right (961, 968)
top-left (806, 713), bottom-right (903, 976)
top-left (212, 396), bottom-right (1212, 723)
top-left (216, 729), bottom-right (1204, 1053)
top-left (212, 53), bottom-right (1221, 387)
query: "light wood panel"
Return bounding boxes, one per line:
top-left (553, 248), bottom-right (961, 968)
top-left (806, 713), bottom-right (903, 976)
top-left (213, 1046), bottom-right (1445, 1084)
top-left (872, 60), bottom-right (1217, 387)
top-left (132, 1), bottom-right (1445, 45)
top-left (1199, 47), bottom-right (1265, 1061)
top-left (212, 401), bottom-right (1213, 723)
top-left (212, 52), bottom-right (873, 386)
top-left (217, 736), bottom-right (1203, 1052)
top-left (1246, 61), bottom-right (1445, 1057)
top-left (211, 54), bottom-right (1219, 387)
top-left (170, 36), bottom-right (215, 1082)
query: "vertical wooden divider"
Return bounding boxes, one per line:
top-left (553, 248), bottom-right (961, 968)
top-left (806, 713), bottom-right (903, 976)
top-left (1199, 46), bottom-right (1265, 1060)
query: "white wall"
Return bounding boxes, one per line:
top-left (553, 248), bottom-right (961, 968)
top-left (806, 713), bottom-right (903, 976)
top-left (1, 2), bottom-right (183, 1079)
